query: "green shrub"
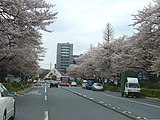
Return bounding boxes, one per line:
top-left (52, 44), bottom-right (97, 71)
top-left (154, 90), bottom-right (160, 98)
top-left (141, 88), bottom-right (160, 99)
top-left (2, 82), bottom-right (32, 92)
top-left (140, 82), bottom-right (160, 89)
top-left (104, 85), bottom-right (160, 99)
top-left (104, 85), bottom-right (120, 92)
top-left (12, 81), bottom-right (21, 88)
top-left (10, 87), bottom-right (22, 92)
top-left (2, 83), bottom-right (12, 90)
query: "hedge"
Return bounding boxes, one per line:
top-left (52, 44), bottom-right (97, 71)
top-left (104, 85), bottom-right (160, 99)
top-left (140, 82), bottom-right (160, 89)
top-left (104, 85), bottom-right (120, 92)
top-left (2, 82), bottom-right (32, 92)
top-left (141, 88), bottom-right (160, 99)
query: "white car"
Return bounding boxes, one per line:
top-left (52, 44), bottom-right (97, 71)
top-left (92, 83), bottom-right (104, 91)
top-left (70, 81), bottom-right (77, 86)
top-left (0, 83), bottom-right (15, 120)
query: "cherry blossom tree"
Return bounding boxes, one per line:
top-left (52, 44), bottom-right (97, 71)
top-left (69, 0), bottom-right (160, 82)
top-left (0, 0), bottom-right (57, 80)
top-left (131, 0), bottom-right (160, 75)
top-left (67, 64), bottom-right (81, 79)
top-left (78, 48), bottom-right (98, 79)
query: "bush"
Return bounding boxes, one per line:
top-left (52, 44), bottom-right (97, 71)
top-left (12, 81), bottom-right (21, 88)
top-left (104, 85), bottom-right (120, 92)
top-left (2, 82), bottom-right (32, 92)
top-left (2, 83), bottom-right (12, 90)
top-left (141, 88), bottom-right (160, 99)
top-left (140, 81), bottom-right (160, 89)
top-left (10, 87), bottom-right (22, 92)
top-left (104, 84), bottom-right (160, 99)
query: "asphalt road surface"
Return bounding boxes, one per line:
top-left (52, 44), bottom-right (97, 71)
top-left (66, 87), bottom-right (160, 120)
top-left (15, 84), bottom-right (160, 120)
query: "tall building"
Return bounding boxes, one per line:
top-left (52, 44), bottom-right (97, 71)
top-left (56, 43), bottom-right (73, 74)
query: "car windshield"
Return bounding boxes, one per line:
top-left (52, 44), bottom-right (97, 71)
top-left (95, 83), bottom-right (102, 86)
top-left (87, 80), bottom-right (95, 85)
top-left (83, 80), bottom-right (87, 83)
top-left (129, 83), bottom-right (140, 88)
top-left (60, 76), bottom-right (70, 82)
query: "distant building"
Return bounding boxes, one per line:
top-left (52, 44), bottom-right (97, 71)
top-left (44, 68), bottom-right (62, 80)
top-left (39, 69), bottom-right (50, 79)
top-left (56, 42), bottom-right (73, 74)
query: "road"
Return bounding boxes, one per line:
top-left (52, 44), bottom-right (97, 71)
top-left (15, 84), bottom-right (160, 120)
top-left (66, 87), bottom-right (160, 120)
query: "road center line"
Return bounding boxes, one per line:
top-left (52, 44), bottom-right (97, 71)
top-left (45, 95), bottom-right (47, 100)
top-left (44, 111), bottom-right (49, 120)
top-left (103, 94), bottom-right (160, 109)
top-left (45, 87), bottom-right (47, 93)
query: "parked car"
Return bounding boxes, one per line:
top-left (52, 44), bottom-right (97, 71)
top-left (0, 83), bottom-right (15, 120)
top-left (92, 83), bottom-right (104, 91)
top-left (70, 81), bottom-right (77, 86)
top-left (50, 80), bottom-right (58, 88)
top-left (85, 79), bottom-right (95, 90)
top-left (82, 80), bottom-right (87, 88)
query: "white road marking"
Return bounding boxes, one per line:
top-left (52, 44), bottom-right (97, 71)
top-left (103, 94), bottom-right (160, 109)
top-left (123, 111), bottom-right (132, 114)
top-left (44, 111), bottom-right (49, 120)
top-left (98, 101), bottom-right (105, 104)
top-left (137, 116), bottom-right (148, 120)
top-left (24, 90), bottom-right (41, 95)
top-left (45, 87), bottom-right (47, 93)
top-left (45, 95), bottom-right (47, 100)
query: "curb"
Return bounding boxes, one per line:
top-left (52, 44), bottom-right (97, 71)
top-left (145, 97), bottom-right (160, 102)
top-left (16, 85), bottom-right (33, 96)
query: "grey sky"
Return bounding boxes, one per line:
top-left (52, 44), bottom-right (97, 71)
top-left (39, 0), bottom-right (153, 69)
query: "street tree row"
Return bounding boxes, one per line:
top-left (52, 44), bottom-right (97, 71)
top-left (0, 0), bottom-right (57, 80)
top-left (67, 0), bottom-right (160, 81)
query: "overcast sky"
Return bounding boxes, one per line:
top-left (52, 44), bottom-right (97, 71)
top-left (39, 0), bottom-right (153, 69)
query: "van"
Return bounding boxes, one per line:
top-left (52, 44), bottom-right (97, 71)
top-left (121, 77), bottom-right (141, 98)
top-left (85, 79), bottom-right (95, 90)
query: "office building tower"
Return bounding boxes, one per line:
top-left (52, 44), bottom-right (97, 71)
top-left (56, 43), bottom-right (73, 74)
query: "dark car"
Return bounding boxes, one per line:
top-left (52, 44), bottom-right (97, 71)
top-left (50, 80), bottom-right (58, 88)
top-left (85, 79), bottom-right (95, 89)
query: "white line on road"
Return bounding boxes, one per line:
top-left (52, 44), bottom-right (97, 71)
top-left (103, 94), bottom-right (160, 109)
top-left (45, 95), bottom-right (47, 100)
top-left (44, 111), bottom-right (49, 120)
top-left (45, 87), bottom-right (47, 93)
